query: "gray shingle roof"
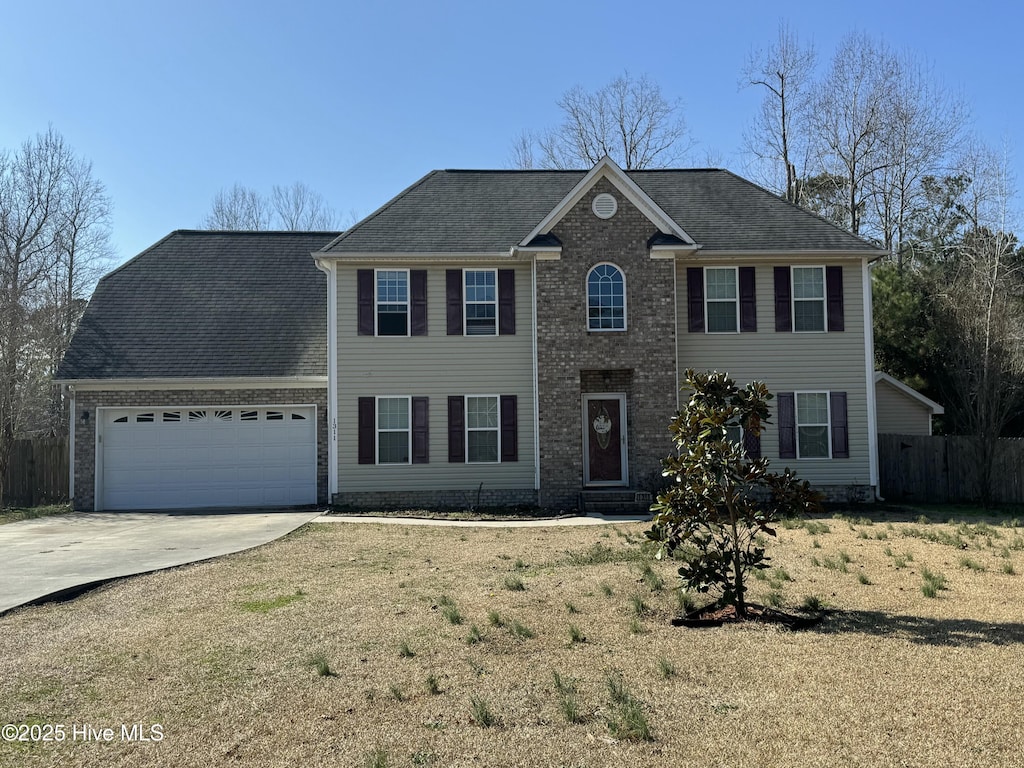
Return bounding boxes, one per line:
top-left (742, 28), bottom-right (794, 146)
top-left (56, 230), bottom-right (339, 381)
top-left (323, 168), bottom-right (882, 255)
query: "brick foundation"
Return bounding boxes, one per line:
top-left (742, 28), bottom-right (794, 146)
top-left (332, 488), bottom-right (538, 510)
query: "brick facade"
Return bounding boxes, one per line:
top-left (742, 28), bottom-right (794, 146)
top-left (536, 178), bottom-right (678, 509)
top-left (72, 387), bottom-right (329, 511)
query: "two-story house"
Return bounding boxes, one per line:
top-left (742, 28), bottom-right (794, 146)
top-left (57, 157), bottom-right (886, 512)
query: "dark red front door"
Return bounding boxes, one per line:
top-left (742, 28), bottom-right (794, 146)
top-left (586, 396), bottom-right (625, 484)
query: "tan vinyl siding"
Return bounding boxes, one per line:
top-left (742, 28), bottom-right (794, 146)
top-left (337, 263), bottom-right (535, 492)
top-left (677, 260), bottom-right (872, 488)
top-left (876, 380), bottom-right (932, 435)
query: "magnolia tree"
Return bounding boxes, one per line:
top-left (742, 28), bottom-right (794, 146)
top-left (647, 370), bottom-right (823, 619)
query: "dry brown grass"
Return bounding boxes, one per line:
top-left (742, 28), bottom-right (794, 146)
top-left (1, 514), bottom-right (1023, 767)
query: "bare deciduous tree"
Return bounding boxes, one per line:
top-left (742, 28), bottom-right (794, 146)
top-left (204, 182), bottom-right (340, 230)
top-left (741, 22), bottom-right (816, 203)
top-left (810, 31), bottom-right (898, 236)
top-left (511, 73), bottom-right (692, 170)
top-left (271, 182), bottom-right (338, 230)
top-left (203, 183), bottom-right (273, 230)
top-left (868, 55), bottom-right (967, 264)
top-left (0, 128), bottom-right (112, 501)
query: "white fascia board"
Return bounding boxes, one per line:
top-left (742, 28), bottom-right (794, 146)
top-left (680, 249), bottom-right (888, 261)
top-left (61, 377), bottom-right (328, 391)
top-left (874, 371), bottom-right (945, 414)
top-left (519, 156), bottom-right (695, 246)
top-left (650, 245), bottom-right (701, 259)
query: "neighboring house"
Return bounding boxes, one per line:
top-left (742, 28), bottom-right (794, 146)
top-left (874, 372), bottom-right (944, 435)
top-left (57, 157), bottom-right (887, 512)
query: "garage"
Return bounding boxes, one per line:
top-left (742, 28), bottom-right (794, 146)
top-left (97, 405), bottom-right (317, 510)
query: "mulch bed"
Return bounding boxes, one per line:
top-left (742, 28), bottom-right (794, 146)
top-left (672, 602), bottom-right (827, 630)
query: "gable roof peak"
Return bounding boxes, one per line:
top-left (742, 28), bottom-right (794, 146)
top-left (518, 156), bottom-right (697, 248)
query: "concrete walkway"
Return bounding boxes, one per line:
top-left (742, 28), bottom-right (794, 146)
top-left (314, 513), bottom-right (651, 527)
top-left (0, 509), bottom-right (321, 615)
top-left (0, 510), bottom-right (651, 616)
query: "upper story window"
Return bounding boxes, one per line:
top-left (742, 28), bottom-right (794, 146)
top-left (792, 266), bottom-right (825, 332)
top-left (587, 263), bottom-right (626, 331)
top-left (376, 270), bottom-right (409, 336)
top-left (705, 267), bottom-right (739, 333)
top-left (464, 269), bottom-right (497, 336)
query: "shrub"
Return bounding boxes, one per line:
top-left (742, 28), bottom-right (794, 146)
top-left (648, 371), bottom-right (823, 619)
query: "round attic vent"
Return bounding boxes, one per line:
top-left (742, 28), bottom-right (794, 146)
top-left (592, 193), bottom-right (618, 219)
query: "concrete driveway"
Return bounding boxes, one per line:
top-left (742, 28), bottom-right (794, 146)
top-left (0, 509), bottom-right (322, 615)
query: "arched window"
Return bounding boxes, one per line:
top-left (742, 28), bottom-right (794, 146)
top-left (587, 263), bottom-right (626, 331)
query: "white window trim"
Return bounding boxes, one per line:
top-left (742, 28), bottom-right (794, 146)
top-left (791, 265), bottom-right (827, 334)
top-left (375, 395), bottom-right (411, 465)
top-left (463, 268), bottom-right (498, 337)
top-left (464, 394), bottom-right (501, 464)
top-left (374, 268), bottom-right (411, 337)
top-left (795, 391), bottom-right (832, 460)
top-left (586, 262), bottom-right (628, 332)
top-left (704, 266), bottom-right (740, 334)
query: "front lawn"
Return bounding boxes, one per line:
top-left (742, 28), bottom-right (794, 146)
top-left (1, 514), bottom-right (1021, 767)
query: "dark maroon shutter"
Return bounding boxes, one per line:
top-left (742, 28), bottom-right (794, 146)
top-left (446, 270), bottom-right (463, 335)
top-left (739, 267), bottom-right (757, 332)
top-left (500, 395), bottom-right (518, 462)
top-left (447, 396), bottom-right (465, 462)
top-left (826, 266), bottom-right (844, 331)
top-left (498, 269), bottom-right (516, 335)
top-left (687, 267), bottom-right (704, 332)
top-left (410, 270), bottom-right (428, 336)
top-left (412, 396), bottom-right (429, 464)
top-left (357, 270), bottom-right (374, 336)
top-left (830, 391), bottom-right (849, 458)
top-left (743, 429), bottom-right (762, 459)
top-left (777, 392), bottom-right (796, 459)
top-left (358, 397), bottom-right (375, 464)
top-left (774, 267), bottom-right (792, 332)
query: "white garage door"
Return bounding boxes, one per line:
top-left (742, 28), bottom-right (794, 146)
top-left (99, 406), bottom-right (317, 510)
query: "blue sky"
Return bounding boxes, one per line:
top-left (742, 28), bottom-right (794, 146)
top-left (1, 0), bottom-right (1019, 266)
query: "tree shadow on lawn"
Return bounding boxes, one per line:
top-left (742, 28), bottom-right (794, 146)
top-left (813, 609), bottom-right (1024, 647)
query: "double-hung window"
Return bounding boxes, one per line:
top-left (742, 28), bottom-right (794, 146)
top-left (448, 395), bottom-right (518, 463)
top-left (778, 391), bottom-right (848, 460)
top-left (376, 270), bottom-right (409, 336)
top-left (792, 267), bottom-right (825, 332)
top-left (705, 267), bottom-right (739, 333)
top-left (587, 263), bottom-right (626, 330)
top-left (796, 392), bottom-right (831, 458)
top-left (466, 396), bottom-right (499, 463)
top-left (464, 270), bottom-right (497, 335)
top-left (376, 396), bottom-right (410, 464)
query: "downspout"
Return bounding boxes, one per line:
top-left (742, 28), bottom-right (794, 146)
top-left (531, 254), bottom-right (541, 499)
top-left (673, 256), bottom-right (680, 411)
top-left (67, 384), bottom-right (75, 504)
top-left (314, 258), bottom-right (339, 502)
top-left (863, 258), bottom-right (882, 500)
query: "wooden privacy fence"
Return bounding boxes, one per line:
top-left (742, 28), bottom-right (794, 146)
top-left (2, 438), bottom-right (69, 507)
top-left (878, 433), bottom-right (1024, 504)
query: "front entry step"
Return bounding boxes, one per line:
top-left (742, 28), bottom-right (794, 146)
top-left (579, 489), bottom-right (653, 517)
